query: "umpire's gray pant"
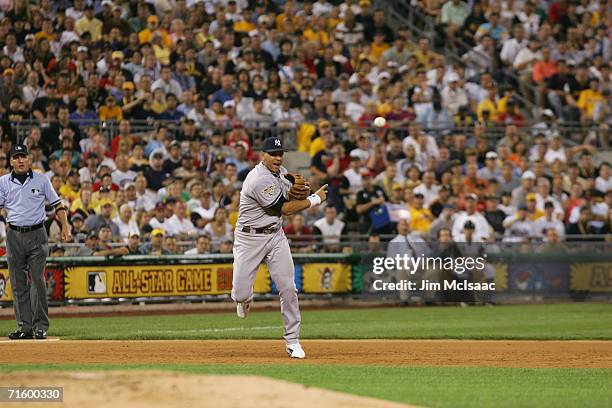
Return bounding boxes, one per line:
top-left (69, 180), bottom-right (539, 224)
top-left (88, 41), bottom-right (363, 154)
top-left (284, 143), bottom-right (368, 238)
top-left (6, 228), bottom-right (49, 332)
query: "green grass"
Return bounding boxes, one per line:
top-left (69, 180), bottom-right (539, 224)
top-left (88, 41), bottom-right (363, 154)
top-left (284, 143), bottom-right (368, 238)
top-left (1, 303), bottom-right (611, 340)
top-left (1, 364), bottom-right (610, 408)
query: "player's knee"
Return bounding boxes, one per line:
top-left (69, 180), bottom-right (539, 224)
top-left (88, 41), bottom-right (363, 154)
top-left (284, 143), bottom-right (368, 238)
top-left (276, 283), bottom-right (297, 298)
top-left (231, 287), bottom-right (253, 303)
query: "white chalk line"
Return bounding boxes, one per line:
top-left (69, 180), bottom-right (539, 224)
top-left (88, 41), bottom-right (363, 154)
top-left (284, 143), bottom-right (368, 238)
top-left (134, 325), bottom-right (282, 335)
top-left (0, 338), bottom-right (61, 343)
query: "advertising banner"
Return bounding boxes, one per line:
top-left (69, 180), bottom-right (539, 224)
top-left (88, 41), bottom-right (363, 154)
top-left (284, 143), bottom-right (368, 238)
top-left (0, 268), bottom-right (64, 302)
top-left (302, 263), bottom-right (352, 293)
top-left (570, 263), bottom-right (612, 292)
top-left (64, 263), bottom-right (271, 299)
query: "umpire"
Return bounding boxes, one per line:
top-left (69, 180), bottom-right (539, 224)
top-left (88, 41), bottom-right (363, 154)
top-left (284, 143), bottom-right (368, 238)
top-left (0, 144), bottom-right (71, 339)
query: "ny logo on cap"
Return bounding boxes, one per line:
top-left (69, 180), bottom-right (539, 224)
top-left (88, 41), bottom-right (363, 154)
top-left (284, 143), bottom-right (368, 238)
top-left (274, 139), bottom-right (281, 147)
top-left (15, 146), bottom-right (23, 151)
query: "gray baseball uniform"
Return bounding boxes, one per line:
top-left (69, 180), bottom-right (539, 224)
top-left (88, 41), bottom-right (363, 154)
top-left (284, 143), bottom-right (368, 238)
top-left (232, 162), bottom-right (301, 344)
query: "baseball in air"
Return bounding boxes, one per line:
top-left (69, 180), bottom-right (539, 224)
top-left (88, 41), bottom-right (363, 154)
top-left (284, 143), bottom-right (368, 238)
top-left (373, 117), bottom-right (386, 127)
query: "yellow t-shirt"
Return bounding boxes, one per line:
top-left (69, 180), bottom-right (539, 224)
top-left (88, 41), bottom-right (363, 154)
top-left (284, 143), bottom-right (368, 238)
top-left (138, 29), bottom-right (172, 47)
top-left (70, 198), bottom-right (97, 215)
top-left (477, 98), bottom-right (498, 121)
top-left (59, 184), bottom-right (80, 202)
top-left (309, 136), bottom-right (326, 158)
top-left (409, 207), bottom-right (433, 233)
top-left (303, 29), bottom-right (330, 46)
top-left (234, 20), bottom-right (256, 33)
top-left (528, 209), bottom-right (545, 221)
top-left (369, 43), bottom-right (390, 63)
top-left (153, 44), bottom-right (171, 65)
top-left (376, 102), bottom-right (392, 117)
top-left (99, 105), bottom-right (123, 121)
top-left (577, 89), bottom-right (603, 118)
top-left (75, 17), bottom-right (103, 41)
top-left (298, 123), bottom-right (316, 153)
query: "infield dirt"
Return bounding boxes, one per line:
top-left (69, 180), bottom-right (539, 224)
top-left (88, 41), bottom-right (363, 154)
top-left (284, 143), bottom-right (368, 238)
top-left (1, 339), bottom-right (611, 368)
top-left (0, 371), bottom-right (418, 408)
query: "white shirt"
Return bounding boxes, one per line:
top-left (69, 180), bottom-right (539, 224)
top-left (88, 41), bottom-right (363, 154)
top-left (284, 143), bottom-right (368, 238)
top-left (112, 169), bottom-right (137, 187)
top-left (135, 190), bottom-right (157, 212)
top-left (533, 216), bottom-right (565, 239)
top-left (413, 183), bottom-right (440, 207)
top-left (402, 135), bottom-right (440, 160)
top-left (313, 217), bottom-right (345, 244)
top-left (452, 212), bottom-right (490, 241)
top-left (513, 48), bottom-right (538, 72)
top-left (112, 217), bottom-right (139, 241)
top-left (343, 168), bottom-right (363, 195)
top-left (152, 78), bottom-right (183, 97)
top-left (595, 176), bottom-right (611, 193)
top-left (3, 46), bottom-right (24, 63)
top-left (535, 194), bottom-right (564, 220)
top-left (345, 101), bottom-right (365, 122)
top-left (313, 1), bottom-right (333, 16)
top-left (544, 147), bottom-right (566, 164)
top-left (165, 214), bottom-right (197, 236)
top-left (503, 215), bottom-right (535, 242)
top-left (349, 148), bottom-right (372, 163)
top-left (500, 38), bottom-right (527, 66)
top-left (441, 86), bottom-right (469, 115)
top-left (194, 205), bottom-right (217, 221)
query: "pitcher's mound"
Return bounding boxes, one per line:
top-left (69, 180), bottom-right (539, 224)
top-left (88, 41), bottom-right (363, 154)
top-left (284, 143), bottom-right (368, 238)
top-left (0, 371), bottom-right (417, 408)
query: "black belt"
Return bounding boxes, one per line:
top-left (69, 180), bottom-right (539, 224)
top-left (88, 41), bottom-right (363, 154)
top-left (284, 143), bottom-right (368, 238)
top-left (241, 225), bottom-right (279, 234)
top-left (9, 222), bottom-right (44, 233)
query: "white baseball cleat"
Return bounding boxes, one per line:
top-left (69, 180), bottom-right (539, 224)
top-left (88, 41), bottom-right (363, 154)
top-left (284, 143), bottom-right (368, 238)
top-left (236, 301), bottom-right (251, 319)
top-left (286, 342), bottom-right (306, 359)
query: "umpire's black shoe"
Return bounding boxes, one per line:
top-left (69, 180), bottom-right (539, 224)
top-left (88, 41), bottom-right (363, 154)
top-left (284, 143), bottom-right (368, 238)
top-left (8, 328), bottom-right (33, 340)
top-left (34, 329), bottom-right (47, 339)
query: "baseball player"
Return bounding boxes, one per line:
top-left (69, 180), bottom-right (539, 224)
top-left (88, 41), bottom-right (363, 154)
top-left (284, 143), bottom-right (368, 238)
top-left (1, 144), bottom-right (71, 340)
top-left (232, 136), bottom-right (327, 359)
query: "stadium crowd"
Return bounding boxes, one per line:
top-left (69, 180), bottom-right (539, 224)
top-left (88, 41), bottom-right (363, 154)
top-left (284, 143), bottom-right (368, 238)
top-left (0, 0), bottom-right (609, 256)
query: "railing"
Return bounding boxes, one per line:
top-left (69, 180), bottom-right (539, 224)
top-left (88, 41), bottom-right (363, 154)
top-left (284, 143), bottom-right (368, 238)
top-left (7, 119), bottom-right (607, 147)
top-left (17, 233), bottom-right (610, 256)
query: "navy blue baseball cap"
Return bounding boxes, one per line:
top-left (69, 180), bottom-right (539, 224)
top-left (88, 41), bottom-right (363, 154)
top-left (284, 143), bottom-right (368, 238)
top-left (261, 137), bottom-right (285, 153)
top-left (9, 144), bottom-right (29, 158)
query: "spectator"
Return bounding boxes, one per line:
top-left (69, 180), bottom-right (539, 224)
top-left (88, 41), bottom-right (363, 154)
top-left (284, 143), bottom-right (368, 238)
top-left (533, 201), bottom-right (566, 239)
top-left (452, 194), bottom-right (491, 241)
top-left (502, 204), bottom-right (535, 242)
top-left (141, 229), bottom-right (170, 255)
top-left (184, 235), bottom-right (212, 255)
top-left (284, 214), bottom-right (314, 253)
top-left (441, 0), bottom-right (471, 50)
top-left (313, 206), bottom-right (347, 252)
top-left (126, 232), bottom-right (145, 255)
top-left (84, 200), bottom-right (120, 237)
top-left (165, 201), bottom-right (197, 239)
top-left (356, 170), bottom-right (390, 233)
top-left (113, 204), bottom-right (139, 241)
top-left (203, 207), bottom-right (233, 250)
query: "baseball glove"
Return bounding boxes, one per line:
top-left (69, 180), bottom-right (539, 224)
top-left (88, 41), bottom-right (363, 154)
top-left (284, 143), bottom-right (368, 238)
top-left (284, 173), bottom-right (310, 200)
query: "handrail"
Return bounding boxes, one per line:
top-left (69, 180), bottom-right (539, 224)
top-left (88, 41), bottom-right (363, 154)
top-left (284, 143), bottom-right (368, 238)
top-left (8, 118), bottom-right (605, 145)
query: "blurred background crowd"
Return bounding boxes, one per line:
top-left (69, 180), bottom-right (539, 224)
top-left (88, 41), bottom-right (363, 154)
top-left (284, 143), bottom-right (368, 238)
top-left (0, 0), bottom-right (609, 256)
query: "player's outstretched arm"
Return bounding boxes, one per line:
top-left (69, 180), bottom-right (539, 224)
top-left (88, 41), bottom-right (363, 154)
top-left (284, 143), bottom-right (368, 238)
top-left (281, 184), bottom-right (328, 216)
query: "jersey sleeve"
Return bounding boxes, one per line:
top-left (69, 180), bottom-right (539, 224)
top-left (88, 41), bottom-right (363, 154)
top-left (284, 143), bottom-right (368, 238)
top-left (0, 180), bottom-right (6, 209)
top-left (251, 176), bottom-right (286, 213)
top-left (42, 175), bottom-right (61, 206)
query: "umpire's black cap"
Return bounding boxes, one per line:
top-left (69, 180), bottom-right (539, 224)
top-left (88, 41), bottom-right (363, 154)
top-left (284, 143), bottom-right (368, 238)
top-left (261, 137), bottom-right (285, 153)
top-left (9, 144), bottom-right (29, 158)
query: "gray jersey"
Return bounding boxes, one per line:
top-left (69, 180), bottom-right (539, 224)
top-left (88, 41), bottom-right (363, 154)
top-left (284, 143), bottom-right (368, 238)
top-left (237, 162), bottom-right (292, 229)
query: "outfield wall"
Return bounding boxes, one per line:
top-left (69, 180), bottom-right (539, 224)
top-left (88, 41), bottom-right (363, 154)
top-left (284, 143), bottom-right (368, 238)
top-left (0, 251), bottom-right (610, 305)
